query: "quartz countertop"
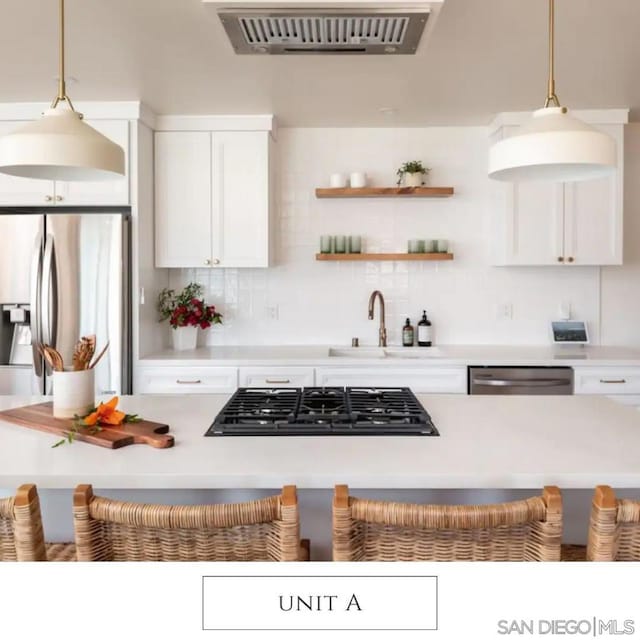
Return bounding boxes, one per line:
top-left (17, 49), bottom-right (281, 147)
top-left (139, 344), bottom-right (640, 367)
top-left (1, 393), bottom-right (639, 489)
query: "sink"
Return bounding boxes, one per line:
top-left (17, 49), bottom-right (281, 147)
top-left (384, 347), bottom-right (444, 358)
top-left (328, 347), bottom-right (444, 359)
top-left (328, 347), bottom-right (386, 359)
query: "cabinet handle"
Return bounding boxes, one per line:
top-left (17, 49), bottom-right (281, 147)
top-left (213, 258), bottom-right (221, 265)
top-left (265, 379), bottom-right (291, 384)
top-left (567, 256), bottom-right (574, 263)
top-left (599, 379), bottom-right (626, 384)
top-left (176, 379), bottom-right (202, 384)
top-left (45, 195), bottom-right (53, 202)
top-left (204, 259), bottom-right (211, 266)
top-left (55, 195), bottom-right (63, 202)
top-left (557, 256), bottom-right (564, 263)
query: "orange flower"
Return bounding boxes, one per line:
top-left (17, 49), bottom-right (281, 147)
top-left (83, 396), bottom-right (126, 427)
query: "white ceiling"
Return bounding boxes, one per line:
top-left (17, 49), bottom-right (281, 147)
top-left (0, 0), bottom-right (638, 126)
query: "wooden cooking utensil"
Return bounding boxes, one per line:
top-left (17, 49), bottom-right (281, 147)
top-left (89, 341), bottom-right (110, 369)
top-left (72, 340), bottom-right (85, 371)
top-left (38, 345), bottom-right (56, 371)
top-left (85, 335), bottom-right (96, 366)
top-left (41, 344), bottom-right (64, 371)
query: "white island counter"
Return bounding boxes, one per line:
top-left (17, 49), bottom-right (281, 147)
top-left (0, 394), bottom-right (639, 490)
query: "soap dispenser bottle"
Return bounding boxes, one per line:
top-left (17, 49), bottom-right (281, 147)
top-left (417, 310), bottom-right (432, 347)
top-left (402, 318), bottom-right (414, 347)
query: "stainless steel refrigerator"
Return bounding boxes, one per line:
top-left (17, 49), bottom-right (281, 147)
top-left (0, 208), bottom-right (131, 395)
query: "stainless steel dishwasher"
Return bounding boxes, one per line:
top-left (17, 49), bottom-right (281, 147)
top-left (469, 367), bottom-right (573, 395)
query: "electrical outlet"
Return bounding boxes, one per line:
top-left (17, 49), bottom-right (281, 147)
top-left (496, 303), bottom-right (513, 320)
top-left (266, 305), bottom-right (279, 320)
top-left (558, 301), bottom-right (572, 320)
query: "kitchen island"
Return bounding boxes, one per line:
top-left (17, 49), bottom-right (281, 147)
top-left (0, 393), bottom-right (638, 489)
top-left (2, 393), bottom-right (639, 559)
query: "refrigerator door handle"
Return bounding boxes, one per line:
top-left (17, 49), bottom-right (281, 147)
top-left (30, 232), bottom-right (44, 377)
top-left (41, 233), bottom-right (58, 350)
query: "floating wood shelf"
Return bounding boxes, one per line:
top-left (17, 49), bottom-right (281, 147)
top-left (316, 253), bottom-right (454, 262)
top-left (315, 186), bottom-right (454, 199)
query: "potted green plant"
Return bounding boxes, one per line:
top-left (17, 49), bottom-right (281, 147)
top-left (396, 160), bottom-right (430, 187)
top-left (157, 283), bottom-right (223, 351)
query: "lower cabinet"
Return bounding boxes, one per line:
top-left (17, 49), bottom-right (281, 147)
top-left (314, 366), bottom-right (467, 394)
top-left (134, 364), bottom-right (468, 395)
top-left (135, 367), bottom-right (238, 394)
top-left (574, 366), bottom-right (640, 411)
top-left (239, 367), bottom-right (315, 388)
top-left (573, 367), bottom-right (640, 395)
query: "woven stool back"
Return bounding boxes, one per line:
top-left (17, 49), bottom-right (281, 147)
top-left (0, 485), bottom-right (47, 561)
top-left (73, 485), bottom-right (301, 561)
top-left (587, 485), bottom-right (640, 561)
top-left (333, 485), bottom-right (562, 562)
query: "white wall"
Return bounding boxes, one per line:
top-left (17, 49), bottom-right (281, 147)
top-left (160, 125), bottom-right (638, 349)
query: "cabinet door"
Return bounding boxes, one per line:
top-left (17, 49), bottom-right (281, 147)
top-left (56, 120), bottom-right (130, 206)
top-left (135, 366), bottom-right (238, 394)
top-left (501, 180), bottom-right (565, 265)
top-left (239, 367), bottom-right (315, 388)
top-left (315, 367), bottom-right (467, 394)
top-left (155, 131), bottom-right (212, 268)
top-left (212, 131), bottom-right (270, 268)
top-left (0, 121), bottom-right (55, 205)
top-left (563, 126), bottom-right (623, 266)
top-left (573, 367), bottom-right (640, 395)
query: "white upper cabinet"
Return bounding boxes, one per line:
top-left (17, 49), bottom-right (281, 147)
top-left (491, 114), bottom-right (626, 266)
top-left (154, 131), bottom-right (212, 268)
top-left (0, 119), bottom-right (130, 206)
top-left (155, 129), bottom-right (272, 269)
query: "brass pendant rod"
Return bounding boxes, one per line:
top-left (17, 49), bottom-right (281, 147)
top-left (51, 0), bottom-right (76, 111)
top-left (544, 0), bottom-right (561, 108)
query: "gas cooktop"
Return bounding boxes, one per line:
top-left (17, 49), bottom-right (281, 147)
top-left (204, 387), bottom-right (439, 436)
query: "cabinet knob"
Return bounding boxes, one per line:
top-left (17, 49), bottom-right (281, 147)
top-left (45, 195), bottom-right (53, 202)
top-left (55, 195), bottom-right (63, 202)
top-left (557, 256), bottom-right (564, 263)
top-left (567, 256), bottom-right (575, 263)
top-left (204, 259), bottom-right (211, 266)
top-left (213, 258), bottom-right (221, 265)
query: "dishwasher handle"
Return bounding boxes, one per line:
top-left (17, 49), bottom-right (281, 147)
top-left (472, 378), bottom-right (571, 388)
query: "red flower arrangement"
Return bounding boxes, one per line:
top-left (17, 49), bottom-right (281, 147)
top-left (158, 283), bottom-right (223, 330)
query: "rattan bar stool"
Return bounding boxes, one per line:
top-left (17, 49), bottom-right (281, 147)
top-left (0, 484), bottom-right (75, 561)
top-left (333, 485), bottom-right (563, 561)
top-left (73, 484), bottom-right (308, 561)
top-left (587, 485), bottom-right (640, 561)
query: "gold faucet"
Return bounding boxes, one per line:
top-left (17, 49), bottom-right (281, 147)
top-left (368, 290), bottom-right (387, 347)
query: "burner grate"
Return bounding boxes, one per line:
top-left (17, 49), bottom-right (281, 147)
top-left (215, 388), bottom-right (300, 424)
top-left (205, 386), bottom-right (438, 436)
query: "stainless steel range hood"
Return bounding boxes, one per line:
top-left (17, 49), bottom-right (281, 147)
top-left (207, 2), bottom-right (443, 55)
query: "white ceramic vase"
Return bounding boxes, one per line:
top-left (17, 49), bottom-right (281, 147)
top-left (172, 326), bottom-right (198, 351)
top-left (404, 172), bottom-right (424, 187)
top-left (52, 369), bottom-right (95, 419)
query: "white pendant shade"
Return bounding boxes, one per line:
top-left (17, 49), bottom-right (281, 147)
top-left (489, 107), bottom-right (617, 183)
top-left (0, 108), bottom-right (125, 182)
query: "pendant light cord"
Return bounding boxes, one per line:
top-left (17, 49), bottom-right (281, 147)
top-left (544, 0), bottom-right (561, 108)
top-left (51, 0), bottom-right (76, 112)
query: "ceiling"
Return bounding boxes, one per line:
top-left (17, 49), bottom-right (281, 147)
top-left (0, 0), bottom-right (638, 127)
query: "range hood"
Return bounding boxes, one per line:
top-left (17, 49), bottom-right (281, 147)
top-left (204, 1), bottom-right (444, 55)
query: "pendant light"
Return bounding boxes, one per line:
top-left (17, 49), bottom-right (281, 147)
top-left (0, 0), bottom-right (125, 181)
top-left (488, 0), bottom-right (616, 183)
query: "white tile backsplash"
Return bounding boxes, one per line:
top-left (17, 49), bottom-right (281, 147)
top-left (162, 125), bottom-right (631, 349)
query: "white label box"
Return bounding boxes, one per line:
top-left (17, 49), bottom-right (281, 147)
top-left (202, 575), bottom-right (438, 631)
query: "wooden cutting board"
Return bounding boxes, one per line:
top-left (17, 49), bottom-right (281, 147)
top-left (0, 402), bottom-right (174, 449)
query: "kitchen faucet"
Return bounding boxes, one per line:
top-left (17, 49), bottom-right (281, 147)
top-left (368, 290), bottom-right (387, 347)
